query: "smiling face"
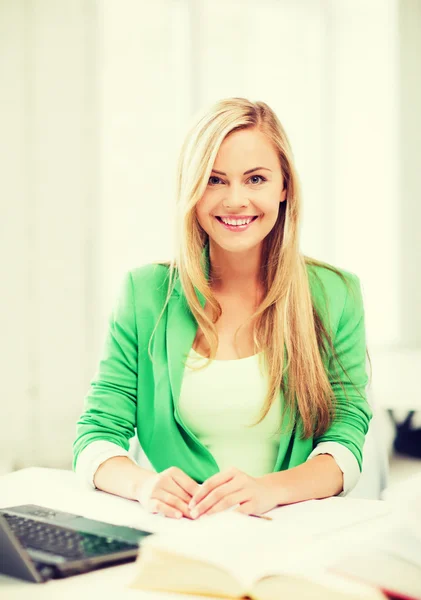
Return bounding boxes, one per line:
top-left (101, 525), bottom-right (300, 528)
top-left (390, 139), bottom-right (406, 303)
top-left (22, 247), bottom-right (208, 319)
top-left (196, 127), bottom-right (287, 256)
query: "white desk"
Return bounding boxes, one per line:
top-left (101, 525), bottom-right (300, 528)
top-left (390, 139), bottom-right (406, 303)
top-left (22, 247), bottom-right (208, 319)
top-left (0, 468), bottom-right (397, 599)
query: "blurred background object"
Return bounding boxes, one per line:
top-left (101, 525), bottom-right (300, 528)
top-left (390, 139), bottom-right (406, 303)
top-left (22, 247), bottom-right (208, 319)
top-left (1, 0), bottom-right (420, 493)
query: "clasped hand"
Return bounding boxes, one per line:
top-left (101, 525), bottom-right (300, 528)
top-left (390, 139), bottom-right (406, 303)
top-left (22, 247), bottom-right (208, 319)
top-left (135, 466), bottom-right (277, 519)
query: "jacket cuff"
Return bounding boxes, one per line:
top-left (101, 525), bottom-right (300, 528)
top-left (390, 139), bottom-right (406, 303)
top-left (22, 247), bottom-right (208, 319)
top-left (75, 440), bottom-right (136, 488)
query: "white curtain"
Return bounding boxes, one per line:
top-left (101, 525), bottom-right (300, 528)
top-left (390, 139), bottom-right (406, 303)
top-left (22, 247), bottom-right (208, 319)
top-left (1, 0), bottom-right (414, 473)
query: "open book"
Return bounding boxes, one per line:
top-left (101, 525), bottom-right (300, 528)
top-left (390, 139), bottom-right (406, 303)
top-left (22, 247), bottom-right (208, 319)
top-left (332, 519), bottom-right (421, 600)
top-left (129, 513), bottom-right (383, 599)
top-left (330, 476), bottom-right (421, 600)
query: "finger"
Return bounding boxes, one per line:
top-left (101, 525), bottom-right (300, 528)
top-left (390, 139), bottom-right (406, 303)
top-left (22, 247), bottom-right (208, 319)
top-left (203, 491), bottom-right (248, 517)
top-left (152, 488), bottom-right (191, 519)
top-left (148, 498), bottom-right (183, 520)
top-left (161, 476), bottom-right (191, 505)
top-left (234, 500), bottom-right (254, 516)
top-left (170, 468), bottom-right (201, 498)
top-left (190, 468), bottom-right (237, 507)
top-left (191, 478), bottom-right (244, 518)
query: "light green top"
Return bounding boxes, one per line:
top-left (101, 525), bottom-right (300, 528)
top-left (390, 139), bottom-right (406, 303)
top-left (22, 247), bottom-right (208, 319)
top-left (178, 348), bottom-right (281, 477)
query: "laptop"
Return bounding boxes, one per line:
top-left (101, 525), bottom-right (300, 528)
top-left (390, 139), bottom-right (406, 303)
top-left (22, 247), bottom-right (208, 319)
top-left (0, 504), bottom-right (152, 583)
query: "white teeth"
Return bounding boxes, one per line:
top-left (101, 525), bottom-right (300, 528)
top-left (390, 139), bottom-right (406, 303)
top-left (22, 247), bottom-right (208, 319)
top-left (220, 217), bottom-right (253, 226)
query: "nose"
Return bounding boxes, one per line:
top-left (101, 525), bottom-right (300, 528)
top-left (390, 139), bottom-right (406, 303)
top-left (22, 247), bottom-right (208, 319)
top-left (222, 183), bottom-right (249, 209)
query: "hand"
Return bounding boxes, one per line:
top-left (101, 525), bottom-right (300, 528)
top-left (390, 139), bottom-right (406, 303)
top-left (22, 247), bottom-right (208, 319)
top-left (135, 467), bottom-right (201, 519)
top-left (188, 467), bottom-right (278, 519)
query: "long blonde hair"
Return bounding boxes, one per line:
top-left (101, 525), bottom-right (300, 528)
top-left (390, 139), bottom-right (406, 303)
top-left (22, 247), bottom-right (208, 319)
top-left (150, 97), bottom-right (370, 439)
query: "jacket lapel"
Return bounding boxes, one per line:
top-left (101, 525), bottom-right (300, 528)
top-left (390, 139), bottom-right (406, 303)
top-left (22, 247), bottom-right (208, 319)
top-left (166, 244), bottom-right (209, 412)
top-left (166, 292), bottom-right (198, 411)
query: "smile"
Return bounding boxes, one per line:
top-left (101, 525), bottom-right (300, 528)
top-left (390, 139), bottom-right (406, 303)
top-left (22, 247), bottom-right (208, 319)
top-left (215, 215), bottom-right (259, 232)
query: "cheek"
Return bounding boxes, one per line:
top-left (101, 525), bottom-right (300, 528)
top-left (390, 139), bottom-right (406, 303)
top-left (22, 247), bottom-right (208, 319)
top-left (258, 196), bottom-right (280, 218)
top-left (196, 193), bottom-right (215, 219)
top-left (195, 200), bottom-right (211, 232)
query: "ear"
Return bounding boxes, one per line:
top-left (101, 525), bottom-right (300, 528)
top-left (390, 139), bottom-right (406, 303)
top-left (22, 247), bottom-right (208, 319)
top-left (280, 187), bottom-right (287, 203)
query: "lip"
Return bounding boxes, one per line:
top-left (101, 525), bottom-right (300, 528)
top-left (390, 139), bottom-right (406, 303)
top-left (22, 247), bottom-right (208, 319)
top-left (216, 215), bottom-right (259, 219)
top-left (215, 215), bottom-right (259, 232)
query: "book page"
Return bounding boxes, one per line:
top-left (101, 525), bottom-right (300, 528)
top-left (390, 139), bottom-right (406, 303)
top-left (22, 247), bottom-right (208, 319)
top-left (139, 512), bottom-right (320, 590)
top-left (332, 551), bottom-right (421, 600)
top-left (253, 569), bottom-right (384, 600)
top-left (138, 513), bottom-right (385, 599)
top-left (376, 525), bottom-right (421, 570)
top-left (265, 497), bottom-right (391, 537)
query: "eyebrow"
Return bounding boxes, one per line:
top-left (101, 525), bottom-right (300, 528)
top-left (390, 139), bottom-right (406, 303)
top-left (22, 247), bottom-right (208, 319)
top-left (211, 167), bottom-right (272, 176)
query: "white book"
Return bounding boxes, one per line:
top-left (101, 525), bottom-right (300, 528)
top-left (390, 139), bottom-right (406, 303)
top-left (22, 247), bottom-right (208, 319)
top-left (129, 512), bottom-right (383, 600)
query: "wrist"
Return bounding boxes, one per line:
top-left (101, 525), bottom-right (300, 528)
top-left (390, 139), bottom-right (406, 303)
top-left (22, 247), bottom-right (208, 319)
top-left (260, 455), bottom-right (344, 507)
top-left (259, 472), bottom-right (291, 507)
top-left (131, 470), bottom-right (156, 502)
top-left (132, 471), bottom-right (158, 505)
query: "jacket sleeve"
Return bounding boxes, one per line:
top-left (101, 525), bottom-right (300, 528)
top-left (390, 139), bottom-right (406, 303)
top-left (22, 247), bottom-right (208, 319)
top-left (315, 273), bottom-right (372, 471)
top-left (72, 271), bottom-right (138, 471)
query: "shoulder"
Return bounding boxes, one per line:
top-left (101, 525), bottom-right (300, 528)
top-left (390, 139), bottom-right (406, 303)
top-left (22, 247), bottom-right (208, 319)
top-left (130, 262), bottom-right (171, 289)
top-left (306, 258), bottom-right (360, 297)
top-left (305, 258), bottom-right (362, 334)
top-left (110, 263), bottom-right (171, 323)
top-left (128, 262), bottom-right (172, 309)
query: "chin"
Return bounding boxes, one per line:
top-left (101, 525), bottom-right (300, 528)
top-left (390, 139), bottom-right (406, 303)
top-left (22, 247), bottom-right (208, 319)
top-left (213, 238), bottom-right (264, 254)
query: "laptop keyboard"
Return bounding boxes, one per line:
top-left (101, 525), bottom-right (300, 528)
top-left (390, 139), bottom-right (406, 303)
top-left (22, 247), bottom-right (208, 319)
top-left (3, 513), bottom-right (139, 561)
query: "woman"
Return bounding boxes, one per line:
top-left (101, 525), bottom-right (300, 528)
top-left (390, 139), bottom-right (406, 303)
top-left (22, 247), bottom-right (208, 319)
top-left (73, 97), bottom-right (372, 520)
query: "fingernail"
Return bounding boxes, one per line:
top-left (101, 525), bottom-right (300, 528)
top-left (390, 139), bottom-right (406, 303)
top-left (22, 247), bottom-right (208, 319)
top-left (190, 508), bottom-right (198, 519)
top-left (189, 500), bottom-right (195, 509)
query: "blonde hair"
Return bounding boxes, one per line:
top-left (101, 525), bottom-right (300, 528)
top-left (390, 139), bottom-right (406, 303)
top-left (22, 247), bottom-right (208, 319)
top-left (150, 97), bottom-right (370, 439)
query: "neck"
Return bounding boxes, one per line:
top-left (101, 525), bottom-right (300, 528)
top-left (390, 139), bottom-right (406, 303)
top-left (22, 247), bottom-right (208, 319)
top-left (208, 241), bottom-right (264, 295)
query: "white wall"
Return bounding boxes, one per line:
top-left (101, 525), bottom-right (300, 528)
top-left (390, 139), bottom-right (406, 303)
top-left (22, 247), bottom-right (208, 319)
top-left (0, 0), bottom-right (417, 471)
top-left (399, 0), bottom-right (421, 348)
top-left (1, 0), bottom-right (30, 473)
top-left (328, 0), bottom-right (401, 349)
top-left (0, 0), bottom-right (95, 471)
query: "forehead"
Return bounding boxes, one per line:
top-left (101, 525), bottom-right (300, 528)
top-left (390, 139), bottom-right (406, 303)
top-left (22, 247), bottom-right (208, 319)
top-left (213, 128), bottom-right (280, 171)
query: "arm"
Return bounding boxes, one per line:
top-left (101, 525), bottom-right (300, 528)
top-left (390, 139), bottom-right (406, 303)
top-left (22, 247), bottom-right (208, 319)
top-left (260, 454), bottom-right (343, 504)
top-left (94, 456), bottom-right (154, 501)
top-left (74, 437), bottom-right (155, 499)
top-left (189, 456), bottom-right (343, 518)
top-left (266, 272), bottom-right (372, 502)
top-left (73, 271), bottom-right (154, 498)
top-left (73, 270), bottom-right (199, 517)
top-left (315, 273), bottom-right (372, 467)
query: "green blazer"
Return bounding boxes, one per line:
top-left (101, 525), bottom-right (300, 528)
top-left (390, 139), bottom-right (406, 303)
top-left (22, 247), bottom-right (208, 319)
top-left (72, 256), bottom-right (372, 483)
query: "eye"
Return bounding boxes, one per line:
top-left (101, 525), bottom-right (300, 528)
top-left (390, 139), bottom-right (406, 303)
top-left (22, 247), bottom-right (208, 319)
top-left (248, 175), bottom-right (267, 185)
top-left (208, 176), bottom-right (224, 186)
